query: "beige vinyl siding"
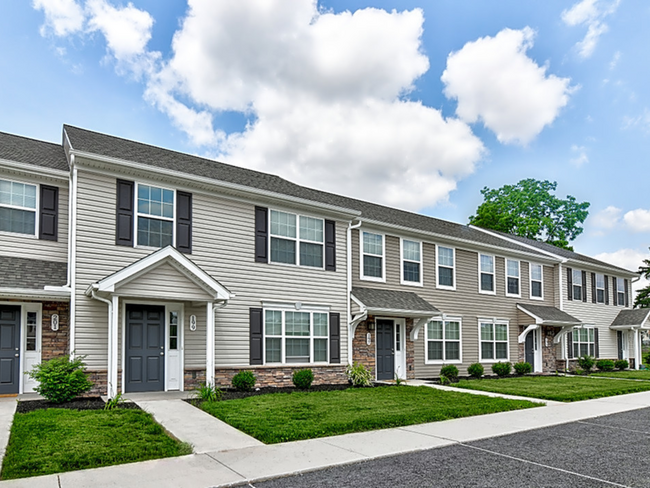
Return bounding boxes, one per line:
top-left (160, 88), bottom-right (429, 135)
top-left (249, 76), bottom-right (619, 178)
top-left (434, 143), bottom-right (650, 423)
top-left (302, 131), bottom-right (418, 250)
top-left (116, 262), bottom-right (214, 301)
top-left (352, 229), bottom-right (556, 377)
top-left (74, 165), bottom-right (348, 370)
top-left (185, 303), bottom-right (207, 368)
top-left (0, 168), bottom-right (69, 262)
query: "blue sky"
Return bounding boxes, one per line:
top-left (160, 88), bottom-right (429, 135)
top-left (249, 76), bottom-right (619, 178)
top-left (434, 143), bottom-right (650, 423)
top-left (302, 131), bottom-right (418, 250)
top-left (1, 0), bottom-right (649, 281)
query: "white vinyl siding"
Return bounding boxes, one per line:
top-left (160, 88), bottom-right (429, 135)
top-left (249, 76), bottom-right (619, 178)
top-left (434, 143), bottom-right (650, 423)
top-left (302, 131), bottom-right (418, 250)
top-left (401, 238), bottom-right (422, 286)
top-left (530, 263), bottom-right (543, 299)
top-left (479, 319), bottom-right (509, 361)
top-left (479, 254), bottom-right (495, 294)
top-left (361, 231), bottom-right (384, 281)
top-left (425, 319), bottom-right (461, 363)
top-left (436, 245), bottom-right (455, 290)
top-left (505, 259), bottom-right (520, 297)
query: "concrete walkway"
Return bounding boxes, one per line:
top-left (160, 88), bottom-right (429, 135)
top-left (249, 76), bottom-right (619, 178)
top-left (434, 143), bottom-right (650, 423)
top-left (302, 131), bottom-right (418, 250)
top-left (3, 389), bottom-right (650, 487)
top-left (0, 398), bottom-right (16, 475)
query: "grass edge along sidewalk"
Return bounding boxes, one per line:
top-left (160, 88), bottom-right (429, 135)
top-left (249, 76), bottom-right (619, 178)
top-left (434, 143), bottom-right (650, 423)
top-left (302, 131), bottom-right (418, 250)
top-left (1, 408), bottom-right (192, 481)
top-left (590, 370), bottom-right (650, 380)
top-left (453, 375), bottom-right (650, 402)
top-left (197, 385), bottom-right (541, 444)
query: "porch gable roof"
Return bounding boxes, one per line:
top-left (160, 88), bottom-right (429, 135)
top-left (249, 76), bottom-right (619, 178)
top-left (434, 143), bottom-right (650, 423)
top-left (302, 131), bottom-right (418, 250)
top-left (517, 303), bottom-right (582, 326)
top-left (610, 309), bottom-right (650, 329)
top-left (351, 286), bottom-right (440, 318)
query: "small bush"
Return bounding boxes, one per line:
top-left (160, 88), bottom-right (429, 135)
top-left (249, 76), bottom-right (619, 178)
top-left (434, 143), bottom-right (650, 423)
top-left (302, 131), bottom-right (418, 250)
top-left (194, 382), bottom-right (222, 402)
top-left (644, 351), bottom-right (650, 365)
top-left (467, 363), bottom-right (484, 379)
top-left (292, 369), bottom-right (314, 389)
top-left (492, 361), bottom-right (512, 377)
top-left (27, 355), bottom-right (93, 404)
top-left (104, 392), bottom-right (124, 410)
top-left (232, 370), bottom-right (256, 391)
top-left (574, 367), bottom-right (584, 375)
top-left (439, 374), bottom-right (451, 386)
top-left (615, 359), bottom-right (629, 371)
top-left (345, 362), bottom-right (373, 387)
top-left (514, 362), bottom-right (532, 375)
top-left (596, 359), bottom-right (615, 372)
top-left (577, 355), bottom-right (595, 373)
top-left (440, 365), bottom-right (459, 382)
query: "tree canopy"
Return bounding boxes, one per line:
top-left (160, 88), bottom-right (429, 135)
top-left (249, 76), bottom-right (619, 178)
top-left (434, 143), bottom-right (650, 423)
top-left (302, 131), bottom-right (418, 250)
top-left (468, 179), bottom-right (590, 251)
top-left (634, 250), bottom-right (650, 308)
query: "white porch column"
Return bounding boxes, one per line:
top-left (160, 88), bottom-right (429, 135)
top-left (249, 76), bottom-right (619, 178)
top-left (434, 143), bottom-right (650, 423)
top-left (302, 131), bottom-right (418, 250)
top-left (206, 301), bottom-right (215, 386)
top-left (109, 295), bottom-right (119, 398)
top-left (635, 329), bottom-right (641, 370)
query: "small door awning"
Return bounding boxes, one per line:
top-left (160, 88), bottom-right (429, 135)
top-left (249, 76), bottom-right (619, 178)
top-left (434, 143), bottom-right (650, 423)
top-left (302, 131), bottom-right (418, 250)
top-left (610, 309), bottom-right (650, 330)
top-left (351, 286), bottom-right (440, 318)
top-left (517, 303), bottom-right (582, 326)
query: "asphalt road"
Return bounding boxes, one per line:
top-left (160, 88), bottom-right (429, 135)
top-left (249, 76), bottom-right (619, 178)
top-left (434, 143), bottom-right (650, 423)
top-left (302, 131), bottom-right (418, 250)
top-left (242, 407), bottom-right (650, 488)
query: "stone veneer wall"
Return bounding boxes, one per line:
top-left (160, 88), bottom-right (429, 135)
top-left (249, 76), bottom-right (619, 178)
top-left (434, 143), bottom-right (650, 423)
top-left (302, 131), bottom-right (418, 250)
top-left (517, 325), bottom-right (559, 373)
top-left (405, 318), bottom-right (415, 379)
top-left (211, 365), bottom-right (347, 389)
top-left (42, 301), bottom-right (70, 361)
top-left (352, 317), bottom-right (376, 377)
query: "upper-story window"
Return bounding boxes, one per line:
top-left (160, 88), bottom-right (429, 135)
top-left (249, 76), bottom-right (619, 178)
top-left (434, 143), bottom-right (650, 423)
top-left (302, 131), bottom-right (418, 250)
top-left (0, 179), bottom-right (37, 235)
top-left (616, 278), bottom-right (625, 306)
top-left (361, 231), bottom-right (384, 280)
top-left (595, 274), bottom-right (605, 303)
top-left (436, 245), bottom-right (455, 289)
top-left (264, 309), bottom-right (329, 364)
top-left (401, 239), bottom-right (422, 285)
top-left (506, 259), bottom-right (520, 297)
top-left (530, 263), bottom-right (543, 299)
top-left (270, 210), bottom-right (324, 268)
top-left (480, 319), bottom-right (509, 361)
top-left (572, 269), bottom-right (583, 301)
top-left (137, 183), bottom-right (174, 248)
top-left (479, 254), bottom-right (495, 294)
top-left (425, 318), bottom-right (461, 363)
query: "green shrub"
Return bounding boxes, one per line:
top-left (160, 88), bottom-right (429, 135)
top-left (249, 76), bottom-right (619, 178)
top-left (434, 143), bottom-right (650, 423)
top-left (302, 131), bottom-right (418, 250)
top-left (492, 361), bottom-right (512, 377)
top-left (27, 355), bottom-right (93, 404)
top-left (574, 367), bottom-right (584, 375)
top-left (232, 370), bottom-right (256, 391)
top-left (345, 362), bottom-right (373, 387)
top-left (615, 359), bottom-right (629, 371)
top-left (103, 392), bottom-right (124, 410)
top-left (644, 351), bottom-right (650, 365)
top-left (514, 361), bottom-right (532, 375)
top-left (596, 359), bottom-right (615, 372)
top-left (439, 374), bottom-right (451, 385)
top-left (440, 364), bottom-right (459, 381)
top-left (194, 382), bottom-right (222, 402)
top-left (292, 369), bottom-right (314, 389)
top-left (577, 355), bottom-right (595, 373)
top-left (467, 363), bottom-right (484, 379)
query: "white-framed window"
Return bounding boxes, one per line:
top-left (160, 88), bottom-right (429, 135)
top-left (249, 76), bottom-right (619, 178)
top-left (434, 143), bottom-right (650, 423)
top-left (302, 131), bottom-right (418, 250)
top-left (436, 245), bottom-right (455, 290)
top-left (572, 269), bottom-right (583, 301)
top-left (136, 183), bottom-right (174, 248)
top-left (573, 327), bottom-right (595, 357)
top-left (530, 263), bottom-right (544, 299)
top-left (0, 179), bottom-right (37, 236)
top-left (270, 210), bottom-right (324, 268)
top-left (617, 278), bottom-right (625, 306)
top-left (425, 318), bottom-right (461, 363)
top-left (595, 274), bottom-right (605, 304)
top-left (169, 311), bottom-right (179, 350)
top-left (264, 309), bottom-right (329, 364)
top-left (361, 231), bottom-right (384, 281)
top-left (505, 259), bottom-right (520, 297)
top-left (479, 319), bottom-right (509, 361)
top-left (479, 254), bottom-right (495, 294)
top-left (401, 239), bottom-right (422, 286)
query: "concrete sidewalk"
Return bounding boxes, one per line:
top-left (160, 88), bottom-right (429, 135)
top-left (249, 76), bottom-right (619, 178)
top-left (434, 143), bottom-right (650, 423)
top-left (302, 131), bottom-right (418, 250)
top-left (3, 389), bottom-right (650, 487)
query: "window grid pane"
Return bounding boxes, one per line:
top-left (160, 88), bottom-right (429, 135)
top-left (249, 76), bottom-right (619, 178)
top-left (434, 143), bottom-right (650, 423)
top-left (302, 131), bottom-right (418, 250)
top-left (438, 266), bottom-right (453, 287)
top-left (285, 338), bottom-right (309, 363)
top-left (480, 255), bottom-right (494, 273)
top-left (26, 312), bottom-right (37, 352)
top-left (313, 313), bottom-right (328, 337)
top-left (403, 261), bottom-right (420, 282)
top-left (314, 339), bottom-right (328, 362)
top-left (438, 247), bottom-right (454, 267)
top-left (445, 322), bottom-right (460, 340)
top-left (481, 323), bottom-right (494, 341)
top-left (363, 255), bottom-right (382, 278)
top-left (507, 277), bottom-right (519, 295)
top-left (0, 180), bottom-right (36, 209)
top-left (363, 232), bottom-right (383, 255)
top-left (299, 216), bottom-right (323, 243)
top-left (495, 323), bottom-right (508, 341)
top-left (266, 338), bottom-right (282, 363)
top-left (403, 240), bottom-right (420, 262)
top-left (270, 210), bottom-right (297, 238)
top-left (481, 273), bottom-right (494, 292)
top-left (531, 264), bottom-right (542, 281)
top-left (0, 207), bottom-right (36, 235)
top-left (265, 310), bottom-right (283, 336)
top-left (137, 217), bottom-right (173, 248)
top-left (507, 260), bottom-right (519, 278)
top-left (270, 237), bottom-right (296, 264)
top-left (428, 321), bottom-right (443, 340)
top-left (285, 312), bottom-right (310, 336)
top-left (427, 320), bottom-right (461, 362)
top-left (531, 281), bottom-right (542, 297)
top-left (299, 242), bottom-right (323, 268)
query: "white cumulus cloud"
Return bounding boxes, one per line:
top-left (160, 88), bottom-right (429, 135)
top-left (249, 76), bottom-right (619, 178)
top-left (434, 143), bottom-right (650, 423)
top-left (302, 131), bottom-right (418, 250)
top-left (562, 0), bottom-right (620, 59)
top-left (594, 248), bottom-right (649, 294)
top-left (592, 206), bottom-right (622, 229)
top-left (441, 27), bottom-right (574, 145)
top-left (623, 209), bottom-right (650, 233)
top-left (33, 0), bottom-right (85, 36)
top-left (570, 144), bottom-right (589, 167)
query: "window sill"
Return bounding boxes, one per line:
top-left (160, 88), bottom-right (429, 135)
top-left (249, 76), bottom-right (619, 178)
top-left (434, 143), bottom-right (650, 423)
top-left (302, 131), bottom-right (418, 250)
top-left (0, 230), bottom-right (37, 239)
top-left (400, 280), bottom-right (423, 287)
top-left (530, 296), bottom-right (544, 301)
top-left (505, 293), bottom-right (521, 298)
top-left (425, 360), bottom-right (462, 365)
top-left (436, 285), bottom-right (456, 291)
top-left (479, 359), bottom-right (510, 363)
top-left (268, 260), bottom-right (326, 271)
top-left (360, 276), bottom-right (386, 283)
top-left (479, 290), bottom-right (496, 296)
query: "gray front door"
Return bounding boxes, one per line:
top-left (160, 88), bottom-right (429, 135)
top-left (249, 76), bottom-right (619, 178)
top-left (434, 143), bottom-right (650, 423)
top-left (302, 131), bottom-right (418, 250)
top-left (0, 306), bottom-right (20, 394)
top-left (376, 319), bottom-right (394, 380)
top-left (525, 330), bottom-right (535, 367)
top-left (125, 305), bottom-right (165, 392)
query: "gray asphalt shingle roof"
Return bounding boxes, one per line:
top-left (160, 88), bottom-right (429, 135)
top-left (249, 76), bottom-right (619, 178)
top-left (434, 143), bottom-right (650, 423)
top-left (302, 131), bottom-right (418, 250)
top-left (0, 131), bottom-right (68, 171)
top-left (611, 309), bottom-right (650, 327)
top-left (0, 256), bottom-right (67, 289)
top-left (352, 287), bottom-right (440, 314)
top-left (64, 125), bottom-right (549, 257)
top-left (517, 303), bottom-right (582, 325)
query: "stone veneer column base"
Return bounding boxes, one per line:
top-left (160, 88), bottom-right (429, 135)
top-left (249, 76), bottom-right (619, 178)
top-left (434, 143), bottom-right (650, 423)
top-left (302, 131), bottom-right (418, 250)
top-left (517, 325), bottom-right (560, 373)
top-left (352, 317), bottom-right (376, 377)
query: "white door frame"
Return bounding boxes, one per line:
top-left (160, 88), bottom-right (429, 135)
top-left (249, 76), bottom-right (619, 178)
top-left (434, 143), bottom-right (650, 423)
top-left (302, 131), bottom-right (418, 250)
top-left (374, 317), bottom-right (406, 380)
top-left (533, 328), bottom-right (543, 373)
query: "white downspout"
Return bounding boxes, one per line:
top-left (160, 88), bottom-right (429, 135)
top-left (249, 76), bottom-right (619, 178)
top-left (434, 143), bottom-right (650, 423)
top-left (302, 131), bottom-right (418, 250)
top-left (347, 220), bottom-right (362, 365)
top-left (207, 300), bottom-right (228, 387)
top-left (69, 160), bottom-right (78, 357)
top-left (635, 328), bottom-right (641, 370)
top-left (90, 290), bottom-right (114, 398)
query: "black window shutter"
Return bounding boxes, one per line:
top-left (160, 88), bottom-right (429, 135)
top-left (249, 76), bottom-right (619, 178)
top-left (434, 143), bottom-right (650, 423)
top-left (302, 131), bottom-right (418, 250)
top-left (617, 331), bottom-right (623, 360)
top-left (613, 277), bottom-right (618, 306)
top-left (604, 275), bottom-right (609, 305)
top-left (625, 279), bottom-right (629, 307)
top-left (594, 328), bottom-right (599, 358)
top-left (250, 308), bottom-right (263, 365)
top-left (116, 179), bottom-right (134, 246)
top-left (255, 206), bottom-right (268, 263)
top-left (582, 271), bottom-right (587, 302)
top-left (329, 312), bottom-right (341, 364)
top-left (39, 184), bottom-right (58, 241)
top-left (325, 220), bottom-right (336, 271)
top-left (567, 268), bottom-right (573, 300)
top-left (567, 332), bottom-right (573, 359)
top-left (176, 191), bottom-right (192, 253)
top-left (591, 273), bottom-right (597, 304)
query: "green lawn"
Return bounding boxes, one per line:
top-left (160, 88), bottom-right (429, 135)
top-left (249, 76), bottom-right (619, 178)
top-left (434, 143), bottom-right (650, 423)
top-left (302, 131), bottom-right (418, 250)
top-left (1, 409), bottom-right (192, 480)
top-left (591, 370), bottom-right (650, 380)
top-left (199, 386), bottom-right (540, 444)
top-left (454, 375), bottom-right (650, 402)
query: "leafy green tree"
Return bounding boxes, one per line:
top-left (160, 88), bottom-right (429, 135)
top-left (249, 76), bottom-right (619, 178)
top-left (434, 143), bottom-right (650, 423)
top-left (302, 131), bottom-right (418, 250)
top-left (634, 250), bottom-right (650, 308)
top-left (469, 179), bottom-right (590, 250)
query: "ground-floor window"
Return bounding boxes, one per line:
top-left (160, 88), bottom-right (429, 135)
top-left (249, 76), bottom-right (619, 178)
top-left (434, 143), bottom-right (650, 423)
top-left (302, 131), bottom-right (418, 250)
top-left (573, 327), bottom-right (595, 357)
top-left (264, 309), bottom-right (328, 364)
top-left (425, 318), bottom-right (461, 362)
top-left (480, 319), bottom-right (509, 361)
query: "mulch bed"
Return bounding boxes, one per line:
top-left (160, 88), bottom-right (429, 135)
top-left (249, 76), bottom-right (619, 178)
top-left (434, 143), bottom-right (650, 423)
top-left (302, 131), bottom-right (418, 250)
top-left (16, 397), bottom-right (141, 414)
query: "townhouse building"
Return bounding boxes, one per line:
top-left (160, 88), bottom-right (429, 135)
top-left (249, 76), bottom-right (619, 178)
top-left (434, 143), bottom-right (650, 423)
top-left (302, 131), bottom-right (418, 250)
top-left (0, 125), bottom-right (644, 398)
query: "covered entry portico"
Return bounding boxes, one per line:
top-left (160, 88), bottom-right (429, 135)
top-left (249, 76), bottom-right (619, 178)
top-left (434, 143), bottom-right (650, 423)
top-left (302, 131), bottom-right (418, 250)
top-left (610, 309), bottom-right (650, 370)
top-left (86, 246), bottom-right (232, 398)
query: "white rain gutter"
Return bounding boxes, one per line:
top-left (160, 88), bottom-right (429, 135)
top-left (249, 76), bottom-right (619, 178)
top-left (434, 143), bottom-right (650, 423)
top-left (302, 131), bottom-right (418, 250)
top-left (69, 156), bottom-right (78, 356)
top-left (347, 220), bottom-right (363, 365)
top-left (89, 290), bottom-right (115, 398)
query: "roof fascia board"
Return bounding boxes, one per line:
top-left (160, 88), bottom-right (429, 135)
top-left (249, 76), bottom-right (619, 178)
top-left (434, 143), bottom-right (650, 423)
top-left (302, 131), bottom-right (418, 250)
top-left (70, 150), bottom-right (361, 220)
top-left (0, 287), bottom-right (70, 300)
top-left (365, 307), bottom-right (441, 317)
top-left (563, 258), bottom-right (639, 277)
top-left (361, 219), bottom-right (558, 263)
top-left (0, 158), bottom-right (69, 181)
top-left (469, 225), bottom-right (566, 261)
top-left (515, 304), bottom-right (543, 324)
